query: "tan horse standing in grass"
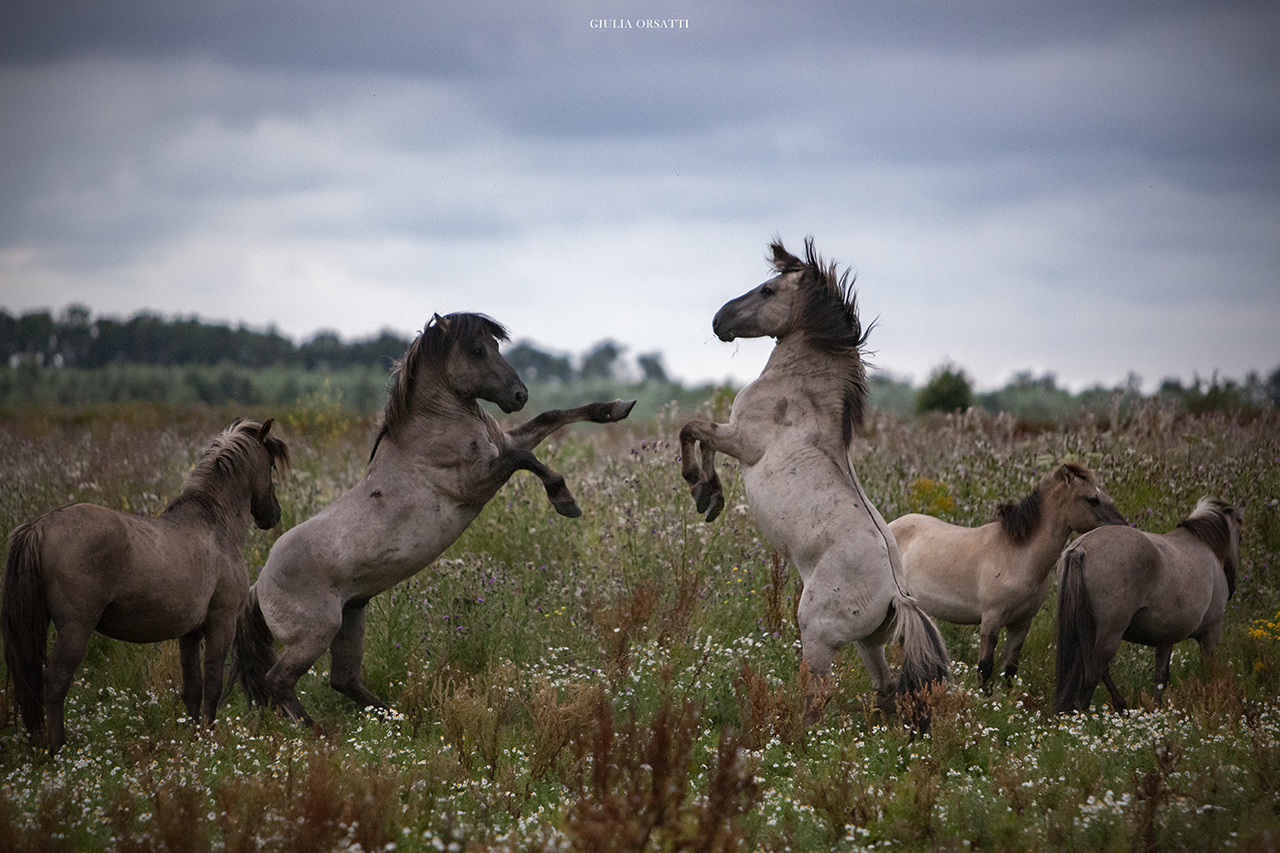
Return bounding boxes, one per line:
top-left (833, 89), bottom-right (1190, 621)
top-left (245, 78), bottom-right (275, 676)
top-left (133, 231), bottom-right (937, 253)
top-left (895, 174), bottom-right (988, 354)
top-left (679, 238), bottom-right (950, 720)
top-left (889, 463), bottom-right (1127, 689)
top-left (2, 419), bottom-right (289, 753)
top-left (234, 313), bottom-right (634, 726)
top-left (1055, 497), bottom-right (1242, 714)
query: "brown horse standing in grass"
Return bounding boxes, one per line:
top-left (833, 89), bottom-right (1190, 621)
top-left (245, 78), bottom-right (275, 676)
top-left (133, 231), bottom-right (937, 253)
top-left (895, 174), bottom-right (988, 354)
top-left (2, 419), bottom-right (289, 753)
top-left (889, 463), bottom-right (1127, 689)
top-left (234, 313), bottom-right (634, 727)
top-left (678, 238), bottom-right (950, 721)
top-left (1054, 497), bottom-right (1242, 714)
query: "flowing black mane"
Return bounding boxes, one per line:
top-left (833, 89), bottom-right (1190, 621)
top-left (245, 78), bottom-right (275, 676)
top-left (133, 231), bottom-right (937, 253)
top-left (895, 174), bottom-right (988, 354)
top-left (995, 462), bottom-right (1094, 545)
top-left (1177, 498), bottom-right (1238, 596)
top-left (372, 313), bottom-right (509, 458)
top-left (771, 237), bottom-right (871, 445)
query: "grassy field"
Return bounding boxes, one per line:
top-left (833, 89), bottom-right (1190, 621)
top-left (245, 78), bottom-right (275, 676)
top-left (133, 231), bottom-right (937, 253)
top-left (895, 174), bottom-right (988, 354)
top-left (0, 397), bottom-right (1277, 852)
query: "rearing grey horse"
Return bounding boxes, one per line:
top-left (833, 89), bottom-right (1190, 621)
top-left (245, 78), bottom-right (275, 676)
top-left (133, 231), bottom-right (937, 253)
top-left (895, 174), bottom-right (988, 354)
top-left (234, 313), bottom-right (634, 725)
top-left (679, 238), bottom-right (950, 721)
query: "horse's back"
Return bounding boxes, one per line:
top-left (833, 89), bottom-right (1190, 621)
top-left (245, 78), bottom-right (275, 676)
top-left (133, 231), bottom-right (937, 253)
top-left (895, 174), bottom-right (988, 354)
top-left (890, 513), bottom-right (999, 624)
top-left (24, 503), bottom-right (229, 641)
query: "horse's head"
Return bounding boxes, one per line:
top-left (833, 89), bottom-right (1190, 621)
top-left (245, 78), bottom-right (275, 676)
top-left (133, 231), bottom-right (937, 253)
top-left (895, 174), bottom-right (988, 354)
top-left (1053, 463), bottom-right (1127, 534)
top-left (247, 419), bottom-right (289, 530)
top-left (433, 313), bottom-right (528, 413)
top-left (712, 242), bottom-right (810, 341)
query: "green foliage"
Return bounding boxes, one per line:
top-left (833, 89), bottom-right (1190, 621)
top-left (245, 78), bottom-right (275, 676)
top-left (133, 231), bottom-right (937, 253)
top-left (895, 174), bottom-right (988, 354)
top-left (917, 363), bottom-right (974, 414)
top-left (0, 401), bottom-right (1278, 851)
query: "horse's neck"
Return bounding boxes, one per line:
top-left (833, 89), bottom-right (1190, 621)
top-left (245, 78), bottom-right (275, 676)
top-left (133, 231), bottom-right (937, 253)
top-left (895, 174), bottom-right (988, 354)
top-left (375, 384), bottom-right (500, 471)
top-left (1016, 490), bottom-right (1075, 568)
top-left (166, 481), bottom-right (253, 545)
top-left (757, 335), bottom-right (851, 400)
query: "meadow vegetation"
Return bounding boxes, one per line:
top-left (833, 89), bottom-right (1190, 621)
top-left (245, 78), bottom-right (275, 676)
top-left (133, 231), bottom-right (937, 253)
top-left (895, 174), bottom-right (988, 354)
top-left (0, 394), bottom-right (1278, 851)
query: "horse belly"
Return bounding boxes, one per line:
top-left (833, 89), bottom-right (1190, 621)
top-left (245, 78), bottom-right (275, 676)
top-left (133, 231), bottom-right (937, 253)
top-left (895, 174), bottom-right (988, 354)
top-left (743, 461), bottom-right (891, 581)
top-left (262, 488), bottom-right (480, 602)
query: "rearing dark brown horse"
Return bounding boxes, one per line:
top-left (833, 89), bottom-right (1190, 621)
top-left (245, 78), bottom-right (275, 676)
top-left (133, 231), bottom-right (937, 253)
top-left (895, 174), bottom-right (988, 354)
top-left (234, 313), bottom-right (634, 726)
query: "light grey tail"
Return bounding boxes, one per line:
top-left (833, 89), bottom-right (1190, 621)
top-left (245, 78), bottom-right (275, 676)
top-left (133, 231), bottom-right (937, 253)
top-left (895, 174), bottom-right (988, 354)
top-left (894, 594), bottom-right (952, 696)
top-left (230, 585), bottom-right (276, 707)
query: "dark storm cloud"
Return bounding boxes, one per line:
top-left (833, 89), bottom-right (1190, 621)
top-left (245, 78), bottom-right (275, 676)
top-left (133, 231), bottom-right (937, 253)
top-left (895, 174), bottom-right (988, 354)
top-left (1, 0), bottom-right (1277, 387)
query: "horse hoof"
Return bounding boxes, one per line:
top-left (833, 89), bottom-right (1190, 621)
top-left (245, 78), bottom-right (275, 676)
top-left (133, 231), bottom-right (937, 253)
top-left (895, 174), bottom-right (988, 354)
top-left (691, 481), bottom-right (718, 514)
top-left (554, 500), bottom-right (583, 518)
top-left (612, 399), bottom-right (637, 420)
top-left (704, 492), bottom-right (725, 523)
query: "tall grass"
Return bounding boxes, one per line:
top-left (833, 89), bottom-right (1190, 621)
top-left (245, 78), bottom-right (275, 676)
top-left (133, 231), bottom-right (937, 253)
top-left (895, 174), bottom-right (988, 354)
top-left (0, 399), bottom-right (1277, 851)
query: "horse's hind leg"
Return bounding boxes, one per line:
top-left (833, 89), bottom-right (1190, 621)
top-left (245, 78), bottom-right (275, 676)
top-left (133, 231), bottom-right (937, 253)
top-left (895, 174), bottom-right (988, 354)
top-left (1152, 645), bottom-right (1174, 707)
top-left (44, 622), bottom-right (92, 753)
top-left (852, 639), bottom-right (898, 718)
top-left (1000, 618), bottom-right (1034, 685)
top-left (329, 601), bottom-right (389, 711)
top-left (198, 614), bottom-right (238, 725)
top-left (178, 632), bottom-right (204, 723)
top-left (1101, 669), bottom-right (1128, 712)
top-left (977, 623), bottom-right (1000, 690)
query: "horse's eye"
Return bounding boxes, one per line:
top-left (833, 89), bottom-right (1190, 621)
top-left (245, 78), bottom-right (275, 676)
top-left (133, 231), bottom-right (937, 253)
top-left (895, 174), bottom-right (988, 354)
top-left (761, 285), bottom-right (775, 298)
top-left (471, 346), bottom-right (485, 358)
top-left (1085, 495), bottom-right (1100, 505)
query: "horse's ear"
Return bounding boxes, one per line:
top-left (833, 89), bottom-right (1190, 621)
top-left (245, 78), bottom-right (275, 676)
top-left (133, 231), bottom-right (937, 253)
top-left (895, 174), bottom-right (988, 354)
top-left (259, 418), bottom-right (274, 439)
top-left (431, 313), bottom-right (451, 335)
top-left (769, 239), bottom-right (800, 272)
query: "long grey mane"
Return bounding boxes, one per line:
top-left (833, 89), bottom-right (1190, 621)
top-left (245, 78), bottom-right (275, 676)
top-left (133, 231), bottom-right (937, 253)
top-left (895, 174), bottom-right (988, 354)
top-left (165, 419), bottom-right (287, 518)
top-left (995, 462), bottom-right (1094, 545)
top-left (1177, 497), bottom-right (1238, 596)
top-left (771, 237), bottom-right (871, 446)
top-left (372, 313), bottom-right (509, 459)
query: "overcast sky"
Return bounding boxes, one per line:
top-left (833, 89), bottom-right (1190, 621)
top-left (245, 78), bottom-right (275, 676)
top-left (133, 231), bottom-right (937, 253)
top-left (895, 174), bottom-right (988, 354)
top-left (1, 1), bottom-right (1277, 391)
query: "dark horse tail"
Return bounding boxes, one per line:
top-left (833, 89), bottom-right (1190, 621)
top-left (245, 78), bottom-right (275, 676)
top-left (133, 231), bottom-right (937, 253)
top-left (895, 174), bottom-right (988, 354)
top-left (1054, 545), bottom-right (1095, 714)
top-left (230, 585), bottom-right (277, 707)
top-left (2, 522), bottom-right (50, 738)
top-left (894, 594), bottom-right (952, 696)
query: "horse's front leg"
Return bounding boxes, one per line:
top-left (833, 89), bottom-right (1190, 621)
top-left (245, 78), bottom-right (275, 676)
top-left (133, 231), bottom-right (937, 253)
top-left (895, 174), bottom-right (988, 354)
top-left (679, 419), bottom-right (742, 522)
top-left (504, 400), bottom-right (636, 451)
top-left (470, 449), bottom-right (582, 518)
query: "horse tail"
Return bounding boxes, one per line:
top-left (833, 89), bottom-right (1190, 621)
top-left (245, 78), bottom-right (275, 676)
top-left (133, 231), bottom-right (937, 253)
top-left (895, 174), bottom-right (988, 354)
top-left (2, 522), bottom-right (50, 737)
top-left (893, 593), bottom-right (952, 696)
top-left (230, 584), bottom-right (276, 707)
top-left (1054, 545), bottom-right (1095, 714)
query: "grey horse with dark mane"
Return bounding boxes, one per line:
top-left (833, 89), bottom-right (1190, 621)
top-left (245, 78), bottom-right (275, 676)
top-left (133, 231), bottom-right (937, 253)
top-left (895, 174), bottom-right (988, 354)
top-left (234, 313), bottom-right (634, 726)
top-left (1055, 497), bottom-right (1242, 714)
top-left (2, 419), bottom-right (289, 753)
top-left (678, 238), bottom-right (950, 721)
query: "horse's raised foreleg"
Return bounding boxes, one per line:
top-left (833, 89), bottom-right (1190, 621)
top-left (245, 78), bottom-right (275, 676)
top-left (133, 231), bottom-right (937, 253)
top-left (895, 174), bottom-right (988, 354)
top-left (678, 419), bottom-right (726, 522)
top-left (44, 622), bottom-right (92, 754)
top-left (470, 449), bottom-right (582, 518)
top-left (503, 400), bottom-right (636, 451)
top-left (329, 599), bottom-right (390, 711)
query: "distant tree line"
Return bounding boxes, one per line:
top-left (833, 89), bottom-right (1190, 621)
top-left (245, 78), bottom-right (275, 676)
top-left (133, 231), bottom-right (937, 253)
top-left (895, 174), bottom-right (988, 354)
top-left (913, 362), bottom-right (1280, 422)
top-left (0, 305), bottom-right (672, 384)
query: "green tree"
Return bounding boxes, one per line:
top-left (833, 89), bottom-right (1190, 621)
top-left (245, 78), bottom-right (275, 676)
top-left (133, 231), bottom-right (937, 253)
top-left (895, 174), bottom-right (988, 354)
top-left (917, 362), bottom-right (973, 414)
